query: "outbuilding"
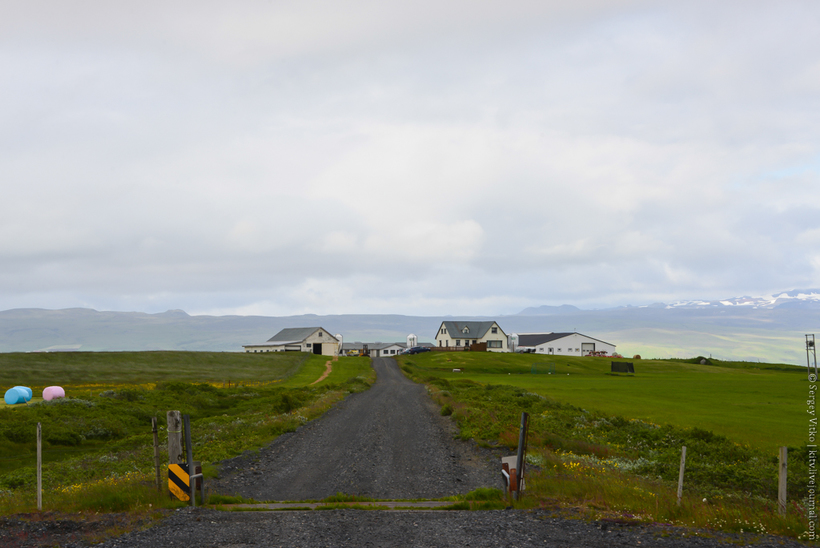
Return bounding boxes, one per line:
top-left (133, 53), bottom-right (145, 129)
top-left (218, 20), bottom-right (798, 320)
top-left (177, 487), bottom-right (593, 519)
top-left (516, 332), bottom-right (616, 356)
top-left (368, 343), bottom-right (406, 358)
top-left (243, 327), bottom-right (339, 356)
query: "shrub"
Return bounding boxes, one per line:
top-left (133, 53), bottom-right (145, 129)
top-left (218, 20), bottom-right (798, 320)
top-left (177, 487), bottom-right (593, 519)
top-left (45, 429), bottom-right (83, 446)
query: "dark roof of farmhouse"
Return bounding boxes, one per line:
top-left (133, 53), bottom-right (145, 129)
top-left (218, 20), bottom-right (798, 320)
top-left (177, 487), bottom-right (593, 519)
top-left (440, 321), bottom-right (503, 339)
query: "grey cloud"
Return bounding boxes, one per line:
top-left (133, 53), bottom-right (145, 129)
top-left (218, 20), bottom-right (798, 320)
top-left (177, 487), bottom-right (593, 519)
top-left (1, 1), bottom-right (819, 315)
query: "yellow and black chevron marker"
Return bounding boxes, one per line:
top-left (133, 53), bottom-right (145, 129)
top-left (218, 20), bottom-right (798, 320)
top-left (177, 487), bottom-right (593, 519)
top-left (168, 463), bottom-right (190, 501)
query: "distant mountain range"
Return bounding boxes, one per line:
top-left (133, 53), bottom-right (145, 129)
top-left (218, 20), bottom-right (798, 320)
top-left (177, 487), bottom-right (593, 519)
top-left (1, 290), bottom-right (817, 365)
top-left (517, 289), bottom-right (820, 314)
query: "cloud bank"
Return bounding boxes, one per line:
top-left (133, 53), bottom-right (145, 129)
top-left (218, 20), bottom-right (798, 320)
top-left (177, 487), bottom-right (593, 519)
top-left (1, 1), bottom-right (818, 315)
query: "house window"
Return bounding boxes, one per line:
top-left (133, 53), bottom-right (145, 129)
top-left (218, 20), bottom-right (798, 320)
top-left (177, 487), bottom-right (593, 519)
top-left (306, 343), bottom-right (312, 348)
top-left (487, 340), bottom-right (502, 348)
top-left (319, 331), bottom-right (323, 337)
top-left (439, 340), bottom-right (442, 347)
top-left (456, 340), bottom-right (461, 346)
top-left (441, 327), bottom-right (446, 334)
top-left (462, 326), bottom-right (469, 334)
top-left (473, 340), bottom-right (477, 345)
top-left (491, 327), bottom-right (498, 334)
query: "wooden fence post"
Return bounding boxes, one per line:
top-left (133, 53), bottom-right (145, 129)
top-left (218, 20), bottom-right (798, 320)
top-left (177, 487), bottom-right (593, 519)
top-left (37, 422), bottom-right (42, 511)
top-left (514, 412), bottom-right (529, 501)
top-left (779, 446), bottom-right (788, 516)
top-left (167, 411), bottom-right (183, 464)
top-left (677, 446), bottom-right (686, 505)
top-left (152, 417), bottom-right (161, 491)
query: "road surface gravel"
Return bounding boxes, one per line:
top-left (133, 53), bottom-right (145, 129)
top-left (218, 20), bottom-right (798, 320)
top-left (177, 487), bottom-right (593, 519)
top-left (211, 357), bottom-right (499, 500)
top-left (96, 507), bottom-right (809, 548)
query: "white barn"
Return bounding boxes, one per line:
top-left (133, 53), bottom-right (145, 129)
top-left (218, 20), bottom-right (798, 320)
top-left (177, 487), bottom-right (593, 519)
top-left (243, 327), bottom-right (339, 356)
top-left (517, 332), bottom-right (616, 356)
top-left (435, 321), bottom-right (508, 352)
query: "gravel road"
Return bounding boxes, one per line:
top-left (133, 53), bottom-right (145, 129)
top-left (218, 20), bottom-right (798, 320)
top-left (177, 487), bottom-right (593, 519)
top-left (91, 357), bottom-right (809, 547)
top-left (211, 357), bottom-right (499, 500)
top-left (95, 507), bottom-right (809, 548)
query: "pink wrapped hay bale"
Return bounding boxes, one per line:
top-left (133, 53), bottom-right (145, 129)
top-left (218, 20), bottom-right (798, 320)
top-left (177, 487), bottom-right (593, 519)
top-left (42, 386), bottom-right (66, 401)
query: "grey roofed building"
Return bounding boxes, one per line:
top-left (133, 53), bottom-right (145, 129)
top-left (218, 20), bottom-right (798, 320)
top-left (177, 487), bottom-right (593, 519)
top-left (341, 341), bottom-right (435, 357)
top-left (243, 327), bottom-right (339, 356)
top-left (515, 331), bottom-right (616, 357)
top-left (435, 320), bottom-right (508, 352)
top-left (342, 342), bottom-right (367, 351)
top-left (517, 332), bottom-right (614, 347)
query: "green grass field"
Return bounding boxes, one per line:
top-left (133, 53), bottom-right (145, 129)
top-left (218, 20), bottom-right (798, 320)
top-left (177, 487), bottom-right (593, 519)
top-left (396, 352), bottom-right (812, 537)
top-left (0, 351), bottom-right (374, 515)
top-left (398, 352), bottom-right (807, 452)
top-left (0, 351), bottom-right (315, 391)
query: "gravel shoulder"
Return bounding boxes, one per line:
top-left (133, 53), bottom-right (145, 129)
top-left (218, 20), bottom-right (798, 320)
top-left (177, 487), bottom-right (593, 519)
top-left (96, 507), bottom-right (810, 548)
top-left (211, 357), bottom-right (499, 500)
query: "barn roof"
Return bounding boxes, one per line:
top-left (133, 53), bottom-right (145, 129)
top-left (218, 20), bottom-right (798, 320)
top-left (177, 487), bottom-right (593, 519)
top-left (517, 333), bottom-right (572, 347)
top-left (517, 332), bottom-right (615, 347)
top-left (266, 327), bottom-right (337, 344)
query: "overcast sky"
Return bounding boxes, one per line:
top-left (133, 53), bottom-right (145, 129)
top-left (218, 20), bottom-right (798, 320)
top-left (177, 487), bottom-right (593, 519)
top-left (1, 1), bottom-right (819, 316)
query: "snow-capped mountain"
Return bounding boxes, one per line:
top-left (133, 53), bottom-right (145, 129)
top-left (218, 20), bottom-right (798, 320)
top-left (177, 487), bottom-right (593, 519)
top-left (665, 289), bottom-right (820, 309)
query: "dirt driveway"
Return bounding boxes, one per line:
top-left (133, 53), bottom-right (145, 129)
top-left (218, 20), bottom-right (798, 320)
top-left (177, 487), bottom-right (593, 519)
top-left (212, 357), bottom-right (499, 500)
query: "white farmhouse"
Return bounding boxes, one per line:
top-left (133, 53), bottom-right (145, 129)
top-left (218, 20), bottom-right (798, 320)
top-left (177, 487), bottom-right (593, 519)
top-left (517, 332), bottom-right (616, 356)
top-left (243, 327), bottom-right (339, 356)
top-left (435, 321), bottom-right (508, 352)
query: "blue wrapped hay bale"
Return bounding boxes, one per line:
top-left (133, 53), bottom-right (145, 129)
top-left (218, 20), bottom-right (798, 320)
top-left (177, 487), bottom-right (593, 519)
top-left (13, 386), bottom-right (33, 401)
top-left (4, 387), bottom-right (28, 405)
